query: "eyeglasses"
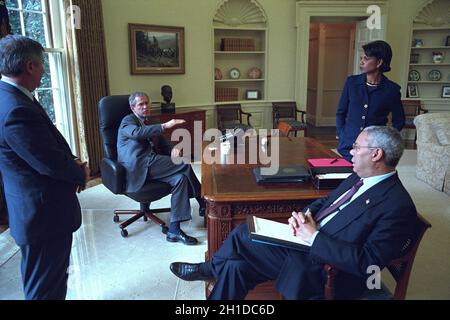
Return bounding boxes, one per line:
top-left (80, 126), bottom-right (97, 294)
top-left (352, 143), bottom-right (380, 152)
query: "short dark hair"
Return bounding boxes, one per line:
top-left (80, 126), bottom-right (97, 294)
top-left (0, 35), bottom-right (44, 77)
top-left (129, 92), bottom-right (148, 106)
top-left (362, 40), bottom-right (392, 73)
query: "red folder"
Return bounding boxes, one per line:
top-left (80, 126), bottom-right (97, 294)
top-left (307, 158), bottom-right (352, 167)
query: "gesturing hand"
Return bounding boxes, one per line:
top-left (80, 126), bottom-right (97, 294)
top-left (163, 119), bottom-right (186, 130)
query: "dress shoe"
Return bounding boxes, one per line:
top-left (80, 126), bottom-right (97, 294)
top-left (170, 262), bottom-right (214, 281)
top-left (166, 230), bottom-right (198, 245)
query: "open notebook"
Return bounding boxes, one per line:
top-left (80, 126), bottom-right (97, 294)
top-left (247, 216), bottom-right (311, 252)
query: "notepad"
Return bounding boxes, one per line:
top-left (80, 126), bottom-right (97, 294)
top-left (247, 216), bottom-right (311, 252)
top-left (316, 173), bottom-right (352, 180)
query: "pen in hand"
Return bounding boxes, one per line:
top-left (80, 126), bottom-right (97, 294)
top-left (330, 158), bottom-right (339, 164)
top-left (302, 209), bottom-right (311, 224)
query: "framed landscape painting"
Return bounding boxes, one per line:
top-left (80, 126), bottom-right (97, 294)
top-left (129, 23), bottom-right (185, 74)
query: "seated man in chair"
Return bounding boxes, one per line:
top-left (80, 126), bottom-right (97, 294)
top-left (170, 126), bottom-right (418, 298)
top-left (117, 92), bottom-right (205, 245)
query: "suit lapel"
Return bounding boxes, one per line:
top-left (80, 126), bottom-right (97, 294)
top-left (355, 74), bottom-right (369, 106)
top-left (320, 173), bottom-right (400, 236)
top-left (0, 81), bottom-right (74, 156)
top-left (314, 173), bottom-right (360, 216)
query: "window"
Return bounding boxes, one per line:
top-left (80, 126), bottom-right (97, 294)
top-left (6, 0), bottom-right (74, 149)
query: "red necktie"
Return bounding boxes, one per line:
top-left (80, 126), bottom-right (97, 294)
top-left (314, 179), bottom-right (364, 223)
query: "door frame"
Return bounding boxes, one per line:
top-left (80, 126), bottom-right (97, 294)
top-left (295, 0), bottom-right (389, 111)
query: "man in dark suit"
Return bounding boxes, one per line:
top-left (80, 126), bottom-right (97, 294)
top-left (0, 35), bottom-right (89, 299)
top-left (117, 92), bottom-right (205, 245)
top-left (170, 126), bottom-right (417, 299)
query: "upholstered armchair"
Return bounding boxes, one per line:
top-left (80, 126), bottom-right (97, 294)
top-left (414, 113), bottom-right (450, 196)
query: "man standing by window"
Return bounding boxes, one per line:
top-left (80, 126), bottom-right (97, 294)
top-left (0, 35), bottom-right (89, 300)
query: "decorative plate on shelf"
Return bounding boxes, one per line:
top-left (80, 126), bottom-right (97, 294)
top-left (229, 68), bottom-right (241, 79)
top-left (428, 69), bottom-right (441, 81)
top-left (248, 67), bottom-right (262, 79)
top-left (408, 70), bottom-right (421, 81)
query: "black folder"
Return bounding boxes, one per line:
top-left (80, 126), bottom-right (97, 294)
top-left (253, 165), bottom-right (310, 184)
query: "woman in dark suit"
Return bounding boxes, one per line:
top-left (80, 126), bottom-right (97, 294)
top-left (336, 40), bottom-right (405, 161)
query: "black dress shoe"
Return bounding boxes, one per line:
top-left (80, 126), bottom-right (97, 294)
top-left (166, 230), bottom-right (198, 245)
top-left (170, 262), bottom-right (214, 281)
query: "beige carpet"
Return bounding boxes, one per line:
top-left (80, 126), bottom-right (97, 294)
top-left (1, 151), bottom-right (449, 299)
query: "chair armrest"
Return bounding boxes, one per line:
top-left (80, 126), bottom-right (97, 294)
top-left (240, 110), bottom-right (252, 126)
top-left (323, 264), bottom-right (338, 300)
top-left (295, 108), bottom-right (306, 123)
top-left (418, 106), bottom-right (428, 114)
top-left (273, 110), bottom-right (280, 124)
top-left (100, 158), bottom-right (126, 194)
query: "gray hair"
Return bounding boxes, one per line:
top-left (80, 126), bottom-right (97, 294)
top-left (0, 35), bottom-right (44, 77)
top-left (363, 126), bottom-right (404, 167)
top-left (129, 92), bottom-right (149, 106)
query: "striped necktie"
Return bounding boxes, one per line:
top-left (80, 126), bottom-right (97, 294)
top-left (314, 179), bottom-right (364, 223)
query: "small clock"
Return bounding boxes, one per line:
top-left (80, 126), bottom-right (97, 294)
top-left (229, 68), bottom-right (241, 79)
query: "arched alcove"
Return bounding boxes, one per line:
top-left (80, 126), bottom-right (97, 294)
top-left (212, 0), bottom-right (268, 113)
top-left (213, 0), bottom-right (267, 28)
top-left (414, 0), bottom-right (450, 27)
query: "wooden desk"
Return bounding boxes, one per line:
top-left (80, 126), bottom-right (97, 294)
top-left (202, 137), bottom-right (338, 299)
top-left (149, 108), bottom-right (205, 160)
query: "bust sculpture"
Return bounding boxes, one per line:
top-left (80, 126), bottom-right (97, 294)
top-left (161, 85), bottom-right (175, 114)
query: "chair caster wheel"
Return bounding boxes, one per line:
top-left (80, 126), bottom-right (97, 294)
top-left (113, 215), bottom-right (119, 223)
top-left (121, 229), bottom-right (128, 237)
top-left (143, 215), bottom-right (148, 222)
top-left (162, 226), bottom-right (168, 234)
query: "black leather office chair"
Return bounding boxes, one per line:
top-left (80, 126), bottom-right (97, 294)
top-left (98, 95), bottom-right (172, 237)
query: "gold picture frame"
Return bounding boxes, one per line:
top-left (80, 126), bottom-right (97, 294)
top-left (129, 23), bottom-right (185, 75)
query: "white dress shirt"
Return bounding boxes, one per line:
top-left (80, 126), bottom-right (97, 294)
top-left (0, 78), bottom-right (34, 101)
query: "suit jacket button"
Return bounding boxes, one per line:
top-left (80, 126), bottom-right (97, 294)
top-left (362, 116), bottom-right (366, 119)
top-left (364, 104), bottom-right (368, 108)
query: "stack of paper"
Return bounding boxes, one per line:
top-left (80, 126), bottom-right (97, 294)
top-left (248, 216), bottom-right (311, 251)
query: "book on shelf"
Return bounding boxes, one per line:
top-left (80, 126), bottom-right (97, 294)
top-left (247, 216), bottom-right (311, 252)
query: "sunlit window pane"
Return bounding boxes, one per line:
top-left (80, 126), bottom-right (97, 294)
top-left (22, 0), bottom-right (42, 11)
top-left (36, 89), bottom-right (56, 123)
top-left (6, 9), bottom-right (21, 35)
top-left (24, 12), bottom-right (46, 46)
top-left (5, 0), bottom-right (19, 9)
top-left (40, 53), bottom-right (52, 88)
